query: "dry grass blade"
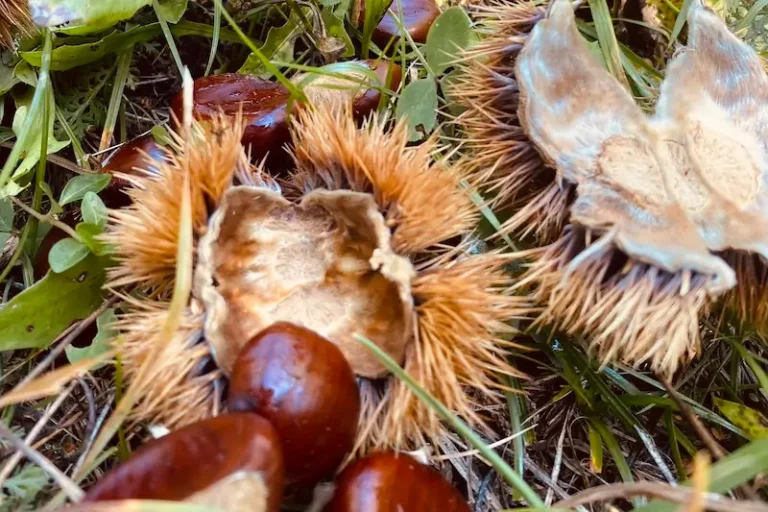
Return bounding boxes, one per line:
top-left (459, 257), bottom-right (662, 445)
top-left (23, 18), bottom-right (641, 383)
top-left (0, 351), bottom-right (116, 409)
top-left (554, 482), bottom-right (768, 512)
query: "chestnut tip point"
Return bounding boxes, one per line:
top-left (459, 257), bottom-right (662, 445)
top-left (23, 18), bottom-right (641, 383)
top-left (228, 321), bottom-right (361, 486)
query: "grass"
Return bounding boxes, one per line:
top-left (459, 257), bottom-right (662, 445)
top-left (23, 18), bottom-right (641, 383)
top-left (0, 0), bottom-right (767, 511)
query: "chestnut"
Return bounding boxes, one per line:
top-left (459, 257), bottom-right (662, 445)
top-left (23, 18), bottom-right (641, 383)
top-left (83, 413), bottom-right (285, 511)
top-left (324, 452), bottom-right (470, 512)
top-left (170, 74), bottom-right (293, 170)
top-left (100, 134), bottom-right (167, 208)
top-left (228, 322), bottom-right (360, 485)
top-left (361, 0), bottom-right (440, 46)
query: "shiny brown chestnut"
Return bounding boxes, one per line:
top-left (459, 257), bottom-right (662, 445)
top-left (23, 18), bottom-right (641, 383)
top-left (324, 452), bottom-right (471, 512)
top-left (83, 413), bottom-right (285, 511)
top-left (170, 74), bottom-right (293, 170)
top-left (100, 134), bottom-right (167, 208)
top-left (361, 0), bottom-right (440, 47)
top-left (228, 322), bottom-right (360, 485)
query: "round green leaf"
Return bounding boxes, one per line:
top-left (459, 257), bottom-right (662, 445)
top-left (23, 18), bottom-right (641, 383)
top-left (425, 7), bottom-right (475, 75)
top-left (49, 237), bottom-right (90, 273)
top-left (395, 78), bottom-right (438, 141)
top-left (82, 192), bottom-right (108, 227)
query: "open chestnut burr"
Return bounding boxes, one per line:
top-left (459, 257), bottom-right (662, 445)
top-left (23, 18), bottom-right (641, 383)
top-left (453, 0), bottom-right (768, 374)
top-left (82, 413), bottom-right (285, 511)
top-left (228, 322), bottom-right (361, 485)
top-left (324, 452), bottom-right (470, 512)
top-left (101, 57), bottom-right (525, 463)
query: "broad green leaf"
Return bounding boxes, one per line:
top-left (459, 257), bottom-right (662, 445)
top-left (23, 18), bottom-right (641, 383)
top-left (713, 397), bottom-right (768, 440)
top-left (49, 237), bottom-right (90, 273)
top-left (66, 309), bottom-right (117, 367)
top-left (440, 68), bottom-right (466, 116)
top-left (59, 174), bottom-right (111, 205)
top-left (395, 78), bottom-right (438, 141)
top-left (635, 439), bottom-right (768, 512)
top-left (21, 22), bottom-right (241, 71)
top-left (155, 0), bottom-right (188, 23)
top-left (28, 0), bottom-right (152, 35)
top-left (0, 232), bottom-right (10, 249)
top-left (76, 222), bottom-right (106, 255)
top-left (424, 7), bottom-right (474, 75)
top-left (0, 254), bottom-right (107, 351)
top-left (0, 198), bottom-right (12, 231)
top-left (82, 192), bottom-right (107, 227)
top-left (0, 56), bottom-right (19, 96)
top-left (239, 14), bottom-right (302, 77)
top-left (5, 92), bottom-right (70, 195)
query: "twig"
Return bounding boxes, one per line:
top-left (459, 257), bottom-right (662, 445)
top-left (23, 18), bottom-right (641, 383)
top-left (71, 395), bottom-right (113, 479)
top-left (555, 481), bottom-right (768, 512)
top-left (0, 422), bottom-right (84, 501)
top-left (15, 297), bottom-right (118, 388)
top-left (0, 383), bottom-right (75, 487)
top-left (9, 197), bottom-right (80, 241)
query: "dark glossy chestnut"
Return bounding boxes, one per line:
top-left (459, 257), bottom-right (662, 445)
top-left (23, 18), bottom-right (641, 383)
top-left (361, 0), bottom-right (440, 47)
top-left (324, 452), bottom-right (471, 512)
top-left (170, 74), bottom-right (293, 170)
top-left (83, 413), bottom-right (285, 511)
top-left (228, 322), bottom-right (360, 485)
top-left (100, 134), bottom-right (167, 208)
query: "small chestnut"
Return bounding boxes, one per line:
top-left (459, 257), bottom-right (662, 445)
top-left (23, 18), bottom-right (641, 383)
top-left (324, 452), bottom-right (471, 512)
top-left (100, 134), bottom-right (167, 208)
top-left (228, 322), bottom-right (361, 485)
top-left (361, 0), bottom-right (441, 46)
top-left (83, 413), bottom-right (285, 511)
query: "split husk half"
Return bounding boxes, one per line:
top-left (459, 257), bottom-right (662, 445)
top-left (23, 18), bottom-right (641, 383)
top-left (455, 0), bottom-right (768, 375)
top-left (102, 82), bottom-right (528, 450)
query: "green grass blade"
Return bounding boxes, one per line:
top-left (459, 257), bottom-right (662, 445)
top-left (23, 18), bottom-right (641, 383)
top-left (213, 0), bottom-right (305, 101)
top-left (0, 31), bottom-right (53, 192)
top-left (354, 333), bottom-right (545, 508)
top-left (668, 0), bottom-right (693, 45)
top-left (99, 45), bottom-right (134, 153)
top-left (505, 376), bottom-right (527, 498)
top-left (154, 0), bottom-right (185, 75)
top-left (634, 438), bottom-right (768, 512)
top-left (204, 0), bottom-right (222, 76)
top-left (586, 0), bottom-right (629, 87)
